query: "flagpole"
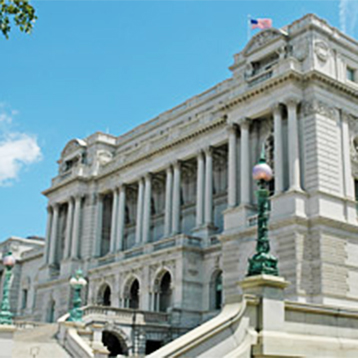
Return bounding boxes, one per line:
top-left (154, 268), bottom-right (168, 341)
top-left (247, 14), bottom-right (251, 42)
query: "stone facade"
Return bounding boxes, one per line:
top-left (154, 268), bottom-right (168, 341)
top-left (2, 13), bottom-right (358, 356)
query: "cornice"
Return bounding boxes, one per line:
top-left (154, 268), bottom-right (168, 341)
top-left (96, 115), bottom-right (227, 182)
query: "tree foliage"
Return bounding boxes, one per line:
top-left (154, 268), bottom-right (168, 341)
top-left (0, 0), bottom-right (36, 39)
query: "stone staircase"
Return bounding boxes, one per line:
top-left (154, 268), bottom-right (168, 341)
top-left (13, 323), bottom-right (72, 358)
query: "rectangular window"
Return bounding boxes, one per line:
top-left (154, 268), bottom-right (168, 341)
top-left (347, 67), bottom-right (356, 82)
top-left (22, 289), bottom-right (28, 310)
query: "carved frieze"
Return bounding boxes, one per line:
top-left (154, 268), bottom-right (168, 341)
top-left (301, 100), bottom-right (337, 120)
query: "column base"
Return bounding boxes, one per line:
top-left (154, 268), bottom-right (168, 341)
top-left (223, 203), bottom-right (256, 232)
top-left (191, 223), bottom-right (217, 241)
top-left (60, 259), bottom-right (81, 277)
top-left (270, 189), bottom-right (307, 220)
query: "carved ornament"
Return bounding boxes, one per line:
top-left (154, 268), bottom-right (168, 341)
top-left (244, 28), bottom-right (286, 56)
top-left (97, 150), bottom-right (113, 166)
top-left (314, 40), bottom-right (329, 62)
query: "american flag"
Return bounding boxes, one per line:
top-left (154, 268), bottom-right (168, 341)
top-left (250, 18), bottom-right (272, 30)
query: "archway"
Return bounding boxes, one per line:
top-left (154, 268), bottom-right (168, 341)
top-left (129, 279), bottom-right (139, 309)
top-left (98, 284), bottom-right (111, 306)
top-left (102, 331), bottom-right (127, 357)
top-left (159, 272), bottom-right (172, 312)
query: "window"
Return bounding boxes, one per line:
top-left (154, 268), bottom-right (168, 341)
top-left (347, 67), bottom-right (356, 82)
top-left (22, 289), bottom-right (28, 310)
top-left (355, 180), bottom-right (358, 213)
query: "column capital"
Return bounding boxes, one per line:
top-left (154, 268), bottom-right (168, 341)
top-left (166, 165), bottom-right (173, 174)
top-left (74, 194), bottom-right (83, 201)
top-left (196, 149), bottom-right (205, 158)
top-left (144, 172), bottom-right (152, 181)
top-left (238, 118), bottom-right (250, 130)
top-left (204, 146), bottom-right (214, 156)
top-left (172, 160), bottom-right (181, 169)
top-left (53, 203), bottom-right (60, 211)
top-left (119, 184), bottom-right (126, 193)
top-left (271, 102), bottom-right (281, 115)
top-left (284, 97), bottom-right (300, 108)
top-left (227, 123), bottom-right (238, 135)
top-left (46, 205), bottom-right (53, 213)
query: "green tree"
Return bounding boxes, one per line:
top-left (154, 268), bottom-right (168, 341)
top-left (0, 0), bottom-right (36, 39)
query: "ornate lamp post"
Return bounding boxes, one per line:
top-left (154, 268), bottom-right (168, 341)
top-left (68, 269), bottom-right (87, 322)
top-left (247, 148), bottom-right (279, 277)
top-left (0, 252), bottom-right (16, 325)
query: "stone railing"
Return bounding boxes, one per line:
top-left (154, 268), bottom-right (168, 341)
top-left (82, 306), bottom-right (169, 326)
top-left (13, 320), bottom-right (50, 330)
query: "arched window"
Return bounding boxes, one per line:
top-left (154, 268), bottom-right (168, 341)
top-left (210, 271), bottom-right (223, 310)
top-left (159, 272), bottom-right (172, 312)
top-left (98, 284), bottom-right (111, 306)
top-left (129, 279), bottom-right (140, 309)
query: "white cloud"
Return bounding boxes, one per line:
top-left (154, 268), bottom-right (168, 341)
top-left (340, 0), bottom-right (358, 36)
top-left (0, 133), bottom-right (42, 186)
top-left (0, 105), bottom-right (42, 186)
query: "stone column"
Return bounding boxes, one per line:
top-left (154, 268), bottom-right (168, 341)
top-left (227, 124), bottom-right (238, 207)
top-left (49, 204), bottom-right (59, 265)
top-left (44, 206), bottom-right (53, 264)
top-left (172, 161), bottom-right (181, 235)
top-left (164, 166), bottom-right (173, 236)
top-left (273, 103), bottom-right (283, 194)
top-left (240, 119), bottom-right (250, 205)
top-left (64, 198), bottom-right (74, 259)
top-left (196, 151), bottom-right (205, 227)
top-left (71, 196), bottom-right (82, 259)
top-left (142, 174), bottom-right (152, 243)
top-left (135, 178), bottom-right (145, 245)
top-left (93, 194), bottom-right (103, 257)
top-left (116, 185), bottom-right (126, 251)
top-left (204, 147), bottom-right (214, 225)
top-left (286, 99), bottom-right (301, 191)
top-left (110, 188), bottom-right (119, 253)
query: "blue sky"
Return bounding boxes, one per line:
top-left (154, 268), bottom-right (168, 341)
top-left (0, 0), bottom-right (353, 241)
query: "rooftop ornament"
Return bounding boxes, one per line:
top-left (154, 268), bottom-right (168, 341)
top-left (0, 252), bottom-right (16, 325)
top-left (68, 269), bottom-right (87, 322)
top-left (247, 146), bottom-right (279, 277)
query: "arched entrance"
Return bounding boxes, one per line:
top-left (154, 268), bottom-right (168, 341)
top-left (159, 272), bottom-right (172, 312)
top-left (98, 284), bottom-right (111, 306)
top-left (129, 279), bottom-right (139, 309)
top-left (102, 331), bottom-right (128, 357)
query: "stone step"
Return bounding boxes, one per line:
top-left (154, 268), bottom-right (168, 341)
top-left (13, 324), bottom-right (72, 358)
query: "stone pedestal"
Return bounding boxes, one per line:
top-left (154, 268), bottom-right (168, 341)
top-left (240, 275), bottom-right (291, 357)
top-left (0, 325), bottom-right (16, 358)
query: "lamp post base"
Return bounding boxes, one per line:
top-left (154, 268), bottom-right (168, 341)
top-left (248, 251), bottom-right (279, 277)
top-left (0, 311), bottom-right (13, 325)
